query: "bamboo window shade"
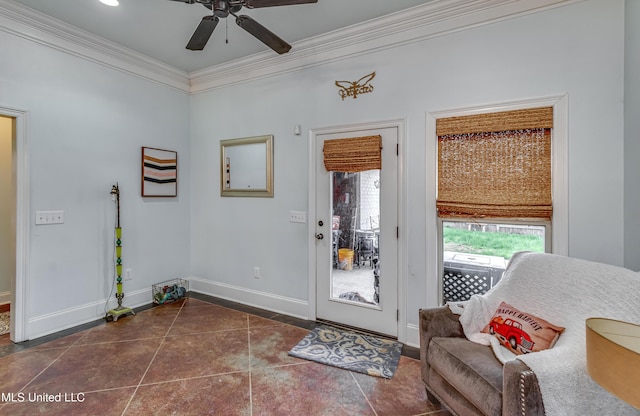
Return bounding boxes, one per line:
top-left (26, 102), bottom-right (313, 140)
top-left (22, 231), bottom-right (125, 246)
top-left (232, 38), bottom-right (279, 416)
top-left (323, 135), bottom-right (382, 172)
top-left (436, 107), bottom-right (553, 219)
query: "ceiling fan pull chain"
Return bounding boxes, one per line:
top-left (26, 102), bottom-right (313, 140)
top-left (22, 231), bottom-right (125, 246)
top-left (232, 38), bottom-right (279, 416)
top-left (226, 17), bottom-right (229, 44)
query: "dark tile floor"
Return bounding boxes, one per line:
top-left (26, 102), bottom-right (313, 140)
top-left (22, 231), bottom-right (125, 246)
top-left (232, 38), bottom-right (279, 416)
top-left (0, 294), bottom-right (451, 415)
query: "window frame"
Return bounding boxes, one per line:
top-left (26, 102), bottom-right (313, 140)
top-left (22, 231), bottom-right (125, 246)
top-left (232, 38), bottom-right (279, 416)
top-left (425, 95), bottom-right (569, 309)
top-left (436, 217), bottom-right (551, 305)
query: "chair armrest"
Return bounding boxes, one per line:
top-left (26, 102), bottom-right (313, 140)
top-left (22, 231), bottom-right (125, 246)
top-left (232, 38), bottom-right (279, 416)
top-left (419, 306), bottom-right (464, 381)
top-left (503, 359), bottom-right (545, 416)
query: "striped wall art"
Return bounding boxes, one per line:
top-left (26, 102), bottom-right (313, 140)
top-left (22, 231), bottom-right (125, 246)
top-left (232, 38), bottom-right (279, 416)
top-left (141, 147), bottom-right (177, 197)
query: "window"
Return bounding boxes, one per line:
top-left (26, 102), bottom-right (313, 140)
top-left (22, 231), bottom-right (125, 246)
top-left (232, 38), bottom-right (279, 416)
top-left (436, 107), bottom-right (553, 304)
top-left (440, 219), bottom-right (549, 303)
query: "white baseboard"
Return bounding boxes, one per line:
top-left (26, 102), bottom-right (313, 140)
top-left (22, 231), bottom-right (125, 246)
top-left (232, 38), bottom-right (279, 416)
top-left (187, 276), bottom-right (419, 347)
top-left (24, 278), bottom-right (419, 347)
top-left (187, 276), bottom-right (309, 320)
top-left (25, 276), bottom-right (309, 341)
top-left (0, 291), bottom-right (10, 306)
top-left (25, 288), bottom-right (151, 341)
top-left (405, 323), bottom-right (420, 348)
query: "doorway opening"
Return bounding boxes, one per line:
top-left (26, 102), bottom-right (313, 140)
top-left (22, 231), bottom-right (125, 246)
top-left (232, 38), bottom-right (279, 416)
top-left (1, 106), bottom-right (28, 343)
top-left (0, 115), bottom-right (15, 340)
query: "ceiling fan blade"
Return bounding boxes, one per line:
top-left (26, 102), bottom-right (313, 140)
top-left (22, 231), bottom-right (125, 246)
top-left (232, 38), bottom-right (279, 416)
top-left (186, 15), bottom-right (219, 50)
top-left (236, 15), bottom-right (291, 54)
top-left (243, 0), bottom-right (317, 8)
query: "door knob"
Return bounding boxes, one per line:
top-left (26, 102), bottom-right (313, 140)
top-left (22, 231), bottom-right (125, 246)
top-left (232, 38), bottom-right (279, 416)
top-left (315, 233), bottom-right (324, 240)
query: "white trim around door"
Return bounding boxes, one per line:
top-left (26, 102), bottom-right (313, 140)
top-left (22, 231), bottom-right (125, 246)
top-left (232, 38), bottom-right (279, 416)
top-left (308, 118), bottom-right (407, 343)
top-left (1, 105), bottom-right (30, 342)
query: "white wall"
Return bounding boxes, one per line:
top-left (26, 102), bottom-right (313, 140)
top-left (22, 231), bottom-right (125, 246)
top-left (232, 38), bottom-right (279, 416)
top-left (189, 0), bottom-right (626, 336)
top-left (624, 0), bottom-right (640, 271)
top-left (0, 30), bottom-right (192, 339)
top-left (0, 116), bottom-right (12, 300)
top-left (0, 0), bottom-right (630, 342)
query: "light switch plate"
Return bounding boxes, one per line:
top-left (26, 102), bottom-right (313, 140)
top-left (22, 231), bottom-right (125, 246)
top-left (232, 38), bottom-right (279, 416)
top-left (289, 211), bottom-right (307, 223)
top-left (35, 210), bottom-right (64, 225)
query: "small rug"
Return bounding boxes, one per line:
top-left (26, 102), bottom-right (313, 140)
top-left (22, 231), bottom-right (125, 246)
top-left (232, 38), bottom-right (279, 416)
top-left (0, 312), bottom-right (9, 336)
top-left (288, 325), bottom-right (403, 379)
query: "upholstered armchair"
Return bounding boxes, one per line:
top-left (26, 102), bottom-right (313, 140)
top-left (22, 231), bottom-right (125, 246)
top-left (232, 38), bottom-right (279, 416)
top-left (419, 306), bottom-right (545, 416)
top-left (420, 251), bottom-right (640, 416)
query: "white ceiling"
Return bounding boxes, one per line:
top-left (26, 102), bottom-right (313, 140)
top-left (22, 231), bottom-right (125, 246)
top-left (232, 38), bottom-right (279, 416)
top-left (9, 0), bottom-right (431, 73)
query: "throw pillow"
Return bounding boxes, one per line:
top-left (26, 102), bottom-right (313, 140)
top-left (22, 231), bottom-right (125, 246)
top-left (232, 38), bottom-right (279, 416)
top-left (482, 301), bottom-right (564, 354)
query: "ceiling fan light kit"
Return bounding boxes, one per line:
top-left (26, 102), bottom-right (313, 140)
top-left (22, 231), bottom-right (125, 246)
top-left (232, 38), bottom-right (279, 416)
top-left (170, 0), bottom-right (318, 53)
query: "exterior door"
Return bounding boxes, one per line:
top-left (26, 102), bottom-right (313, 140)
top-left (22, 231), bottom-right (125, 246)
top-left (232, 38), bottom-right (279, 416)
top-left (315, 125), bottom-right (398, 336)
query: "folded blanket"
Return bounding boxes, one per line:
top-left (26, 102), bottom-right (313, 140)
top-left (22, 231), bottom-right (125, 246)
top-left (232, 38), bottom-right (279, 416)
top-left (459, 252), bottom-right (640, 416)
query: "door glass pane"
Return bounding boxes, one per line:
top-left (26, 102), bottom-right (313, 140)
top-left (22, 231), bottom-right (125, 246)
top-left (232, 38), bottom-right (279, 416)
top-left (441, 221), bottom-right (546, 303)
top-left (330, 170), bottom-right (380, 306)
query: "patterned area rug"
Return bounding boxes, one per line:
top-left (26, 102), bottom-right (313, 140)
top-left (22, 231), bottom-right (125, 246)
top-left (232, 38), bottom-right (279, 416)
top-left (0, 312), bottom-right (9, 336)
top-left (288, 325), bottom-right (403, 379)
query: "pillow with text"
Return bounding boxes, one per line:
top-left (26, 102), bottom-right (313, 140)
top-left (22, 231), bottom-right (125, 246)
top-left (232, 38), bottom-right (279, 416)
top-left (482, 301), bottom-right (565, 354)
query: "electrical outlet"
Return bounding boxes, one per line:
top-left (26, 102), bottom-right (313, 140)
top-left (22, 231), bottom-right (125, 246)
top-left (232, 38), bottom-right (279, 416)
top-left (124, 268), bottom-right (132, 281)
top-left (254, 267), bottom-right (260, 279)
top-left (289, 211), bottom-right (307, 223)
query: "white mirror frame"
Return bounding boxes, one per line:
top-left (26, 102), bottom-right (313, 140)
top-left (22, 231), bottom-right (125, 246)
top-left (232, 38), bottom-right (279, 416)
top-left (220, 135), bottom-right (274, 197)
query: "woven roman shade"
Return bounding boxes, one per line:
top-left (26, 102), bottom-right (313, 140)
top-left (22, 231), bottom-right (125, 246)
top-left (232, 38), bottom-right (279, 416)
top-left (323, 135), bottom-right (382, 172)
top-left (436, 107), bottom-right (553, 136)
top-left (437, 107), bottom-right (553, 219)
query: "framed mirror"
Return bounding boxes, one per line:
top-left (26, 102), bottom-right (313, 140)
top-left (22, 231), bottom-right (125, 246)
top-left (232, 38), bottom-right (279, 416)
top-left (220, 135), bottom-right (274, 197)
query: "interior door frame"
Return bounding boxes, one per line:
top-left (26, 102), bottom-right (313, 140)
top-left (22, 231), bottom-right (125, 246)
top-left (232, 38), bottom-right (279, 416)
top-left (1, 105), bottom-right (29, 342)
top-left (307, 118), bottom-right (407, 343)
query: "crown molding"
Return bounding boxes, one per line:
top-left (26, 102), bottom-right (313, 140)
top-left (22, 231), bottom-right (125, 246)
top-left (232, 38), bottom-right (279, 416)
top-left (0, 0), bottom-right (579, 95)
top-left (0, 0), bottom-right (190, 93)
top-left (189, 0), bottom-right (579, 94)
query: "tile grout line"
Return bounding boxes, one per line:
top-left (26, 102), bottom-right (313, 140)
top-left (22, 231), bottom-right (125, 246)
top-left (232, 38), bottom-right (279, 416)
top-left (1, 298), bottom-right (435, 414)
top-left (349, 371), bottom-right (379, 416)
top-left (1, 318), bottom-right (163, 413)
top-left (0, 347), bottom-right (69, 411)
top-left (14, 324), bottom-right (95, 398)
top-left (247, 314), bottom-right (253, 416)
top-left (133, 370), bottom-right (247, 389)
top-left (119, 300), bottom-right (186, 416)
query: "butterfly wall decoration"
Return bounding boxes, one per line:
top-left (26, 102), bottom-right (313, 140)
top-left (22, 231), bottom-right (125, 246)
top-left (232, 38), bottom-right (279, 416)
top-left (335, 72), bottom-right (376, 101)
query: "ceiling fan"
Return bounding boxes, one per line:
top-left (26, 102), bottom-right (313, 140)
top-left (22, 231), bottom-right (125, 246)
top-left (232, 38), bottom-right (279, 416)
top-left (169, 0), bottom-right (318, 54)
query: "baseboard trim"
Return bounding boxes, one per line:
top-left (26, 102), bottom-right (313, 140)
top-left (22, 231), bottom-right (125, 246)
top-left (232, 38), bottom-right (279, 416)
top-left (187, 276), bottom-right (309, 320)
top-left (25, 288), bottom-right (150, 341)
top-left (0, 291), bottom-right (10, 307)
top-left (22, 278), bottom-right (420, 349)
top-left (405, 323), bottom-right (420, 348)
top-left (187, 276), bottom-right (421, 346)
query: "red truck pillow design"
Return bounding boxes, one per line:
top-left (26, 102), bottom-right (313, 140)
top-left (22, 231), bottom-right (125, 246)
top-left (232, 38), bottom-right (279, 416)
top-left (482, 301), bottom-right (565, 354)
